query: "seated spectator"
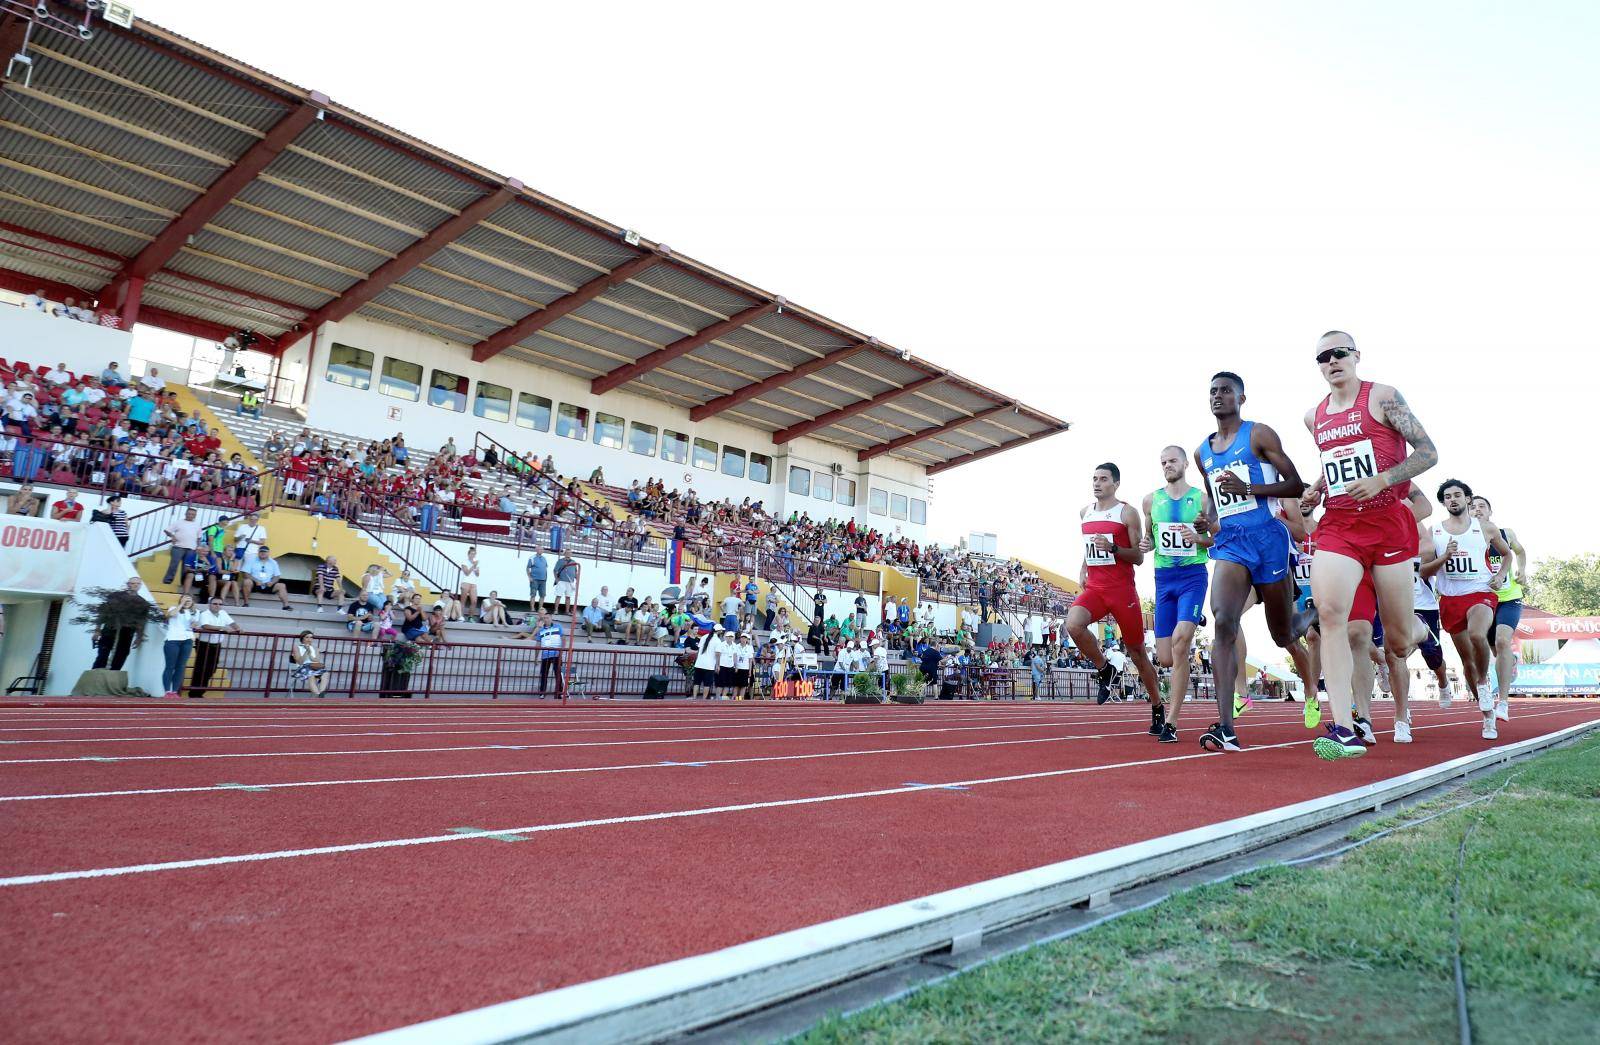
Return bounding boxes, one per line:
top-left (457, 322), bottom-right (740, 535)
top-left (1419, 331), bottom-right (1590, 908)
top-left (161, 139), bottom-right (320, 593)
top-left (399, 602), bottom-right (429, 641)
top-left (42, 362), bottom-right (72, 386)
top-left (6, 481), bottom-right (39, 516)
top-left (479, 590), bottom-right (509, 626)
top-left (242, 546), bottom-right (293, 611)
top-left (312, 555), bottom-right (342, 612)
top-left (138, 367), bottom-right (166, 394)
top-left (100, 362), bottom-right (125, 388)
top-left (580, 597), bottom-right (611, 640)
top-left (48, 489), bottom-right (84, 521)
top-left (20, 288), bottom-right (48, 312)
top-left (236, 389), bottom-right (262, 417)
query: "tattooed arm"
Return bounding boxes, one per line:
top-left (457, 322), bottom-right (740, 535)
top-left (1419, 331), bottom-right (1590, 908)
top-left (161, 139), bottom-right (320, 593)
top-left (1354, 383), bottom-right (1438, 498)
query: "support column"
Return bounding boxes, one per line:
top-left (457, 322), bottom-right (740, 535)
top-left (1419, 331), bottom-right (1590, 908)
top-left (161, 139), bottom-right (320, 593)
top-left (114, 275), bottom-right (143, 330)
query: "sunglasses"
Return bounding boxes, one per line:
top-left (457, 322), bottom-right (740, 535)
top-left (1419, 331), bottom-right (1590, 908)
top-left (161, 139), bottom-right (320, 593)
top-left (1315, 347), bottom-right (1355, 365)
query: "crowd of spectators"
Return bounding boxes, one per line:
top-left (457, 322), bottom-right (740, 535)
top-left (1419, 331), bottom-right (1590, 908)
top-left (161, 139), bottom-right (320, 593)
top-left (17, 289), bottom-right (120, 328)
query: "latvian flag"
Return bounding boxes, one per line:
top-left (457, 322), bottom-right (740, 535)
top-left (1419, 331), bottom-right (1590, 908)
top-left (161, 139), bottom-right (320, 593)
top-left (459, 506), bottom-right (512, 535)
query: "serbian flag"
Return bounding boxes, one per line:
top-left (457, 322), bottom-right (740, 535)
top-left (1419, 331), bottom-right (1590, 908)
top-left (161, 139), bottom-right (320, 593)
top-left (668, 539), bottom-right (684, 585)
top-left (459, 506), bottom-right (511, 534)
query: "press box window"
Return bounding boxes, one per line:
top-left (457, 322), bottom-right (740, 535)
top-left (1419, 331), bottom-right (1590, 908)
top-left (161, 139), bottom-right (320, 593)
top-left (661, 430), bottom-right (688, 464)
top-left (594, 411), bottom-right (625, 450)
top-left (891, 493), bottom-right (909, 520)
top-left (910, 498), bottom-right (927, 525)
top-left (837, 479), bottom-right (856, 506)
top-left (721, 446), bottom-right (746, 478)
top-left (749, 452), bottom-right (772, 484)
top-left (516, 393), bottom-right (551, 432)
top-left (869, 487), bottom-right (888, 516)
top-left (379, 358), bottom-right (422, 401)
top-left (813, 471), bottom-right (834, 502)
top-left (692, 437), bottom-right (717, 471)
top-left (556, 403), bottom-right (589, 441)
top-left (473, 381), bottom-right (511, 423)
top-left (326, 344), bottom-right (372, 390)
top-left (788, 466), bottom-right (811, 496)
top-left (629, 422), bottom-right (658, 456)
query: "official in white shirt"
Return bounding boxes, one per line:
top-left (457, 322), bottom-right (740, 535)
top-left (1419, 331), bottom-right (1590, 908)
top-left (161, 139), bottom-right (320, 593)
top-left (190, 598), bottom-right (239, 698)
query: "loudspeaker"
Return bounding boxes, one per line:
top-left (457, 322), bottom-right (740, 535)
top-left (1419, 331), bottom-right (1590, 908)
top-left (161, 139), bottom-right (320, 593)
top-left (976, 622), bottom-right (1013, 647)
top-left (643, 674), bottom-right (672, 699)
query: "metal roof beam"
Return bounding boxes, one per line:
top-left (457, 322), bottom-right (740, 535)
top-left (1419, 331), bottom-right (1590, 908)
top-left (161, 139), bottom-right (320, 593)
top-left (772, 374), bottom-right (945, 445)
top-left (275, 178), bottom-right (521, 352)
top-left (924, 427), bottom-right (1070, 476)
top-left (590, 300), bottom-right (779, 396)
top-left (690, 339), bottom-right (873, 422)
top-left (856, 404), bottom-right (1017, 462)
top-left (471, 250), bottom-right (662, 363)
top-left (104, 94), bottom-right (325, 295)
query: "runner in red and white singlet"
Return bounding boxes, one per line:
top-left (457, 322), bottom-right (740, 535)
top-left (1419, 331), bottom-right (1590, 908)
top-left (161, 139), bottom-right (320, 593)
top-left (1300, 332), bottom-right (1439, 761)
top-left (1065, 462), bottom-right (1162, 709)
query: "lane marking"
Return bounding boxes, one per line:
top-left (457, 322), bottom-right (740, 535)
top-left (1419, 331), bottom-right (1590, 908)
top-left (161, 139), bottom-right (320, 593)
top-left (445, 826), bottom-right (529, 844)
top-left (0, 710), bottom-right (1505, 802)
top-left (4, 708), bottom-right (1587, 887)
top-left (216, 783), bottom-right (270, 794)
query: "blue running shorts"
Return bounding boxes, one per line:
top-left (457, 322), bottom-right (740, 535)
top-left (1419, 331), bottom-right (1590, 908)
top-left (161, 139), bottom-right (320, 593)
top-left (1210, 521), bottom-right (1292, 586)
top-left (1154, 563), bottom-right (1208, 639)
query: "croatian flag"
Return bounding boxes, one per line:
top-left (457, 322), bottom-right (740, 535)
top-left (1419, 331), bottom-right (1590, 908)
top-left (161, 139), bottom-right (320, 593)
top-left (459, 507), bottom-right (511, 535)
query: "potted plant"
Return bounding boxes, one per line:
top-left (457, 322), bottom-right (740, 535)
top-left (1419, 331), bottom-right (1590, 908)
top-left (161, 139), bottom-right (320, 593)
top-left (845, 670), bottom-right (886, 705)
top-left (890, 671), bottom-right (927, 705)
top-left (68, 584), bottom-right (166, 673)
top-left (379, 638), bottom-right (424, 698)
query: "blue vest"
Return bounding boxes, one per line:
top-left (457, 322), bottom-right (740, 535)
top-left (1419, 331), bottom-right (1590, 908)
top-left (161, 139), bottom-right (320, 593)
top-left (1196, 420), bottom-right (1279, 530)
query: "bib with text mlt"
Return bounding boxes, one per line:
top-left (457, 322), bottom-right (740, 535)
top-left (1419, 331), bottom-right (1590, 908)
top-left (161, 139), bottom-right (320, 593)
top-left (1155, 521), bottom-right (1197, 558)
top-left (1084, 533), bottom-right (1118, 567)
top-left (1208, 463), bottom-right (1254, 518)
top-left (1320, 439), bottom-right (1377, 498)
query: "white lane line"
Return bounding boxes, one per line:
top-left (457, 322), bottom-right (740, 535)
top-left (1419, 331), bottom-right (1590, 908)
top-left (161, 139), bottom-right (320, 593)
top-left (0, 711), bottom-right (1180, 745)
top-left (5, 708), bottom-right (1584, 887)
top-left (0, 709), bottom-right (1516, 802)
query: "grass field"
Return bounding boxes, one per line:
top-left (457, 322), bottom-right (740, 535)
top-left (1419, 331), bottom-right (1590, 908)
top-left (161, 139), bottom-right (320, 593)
top-left (798, 733), bottom-right (1600, 1043)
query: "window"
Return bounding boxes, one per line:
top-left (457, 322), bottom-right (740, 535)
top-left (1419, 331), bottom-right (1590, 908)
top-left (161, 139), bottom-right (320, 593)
top-left (788, 466), bottom-right (811, 496)
top-left (427, 369), bottom-right (468, 412)
top-left (515, 393), bottom-right (551, 432)
top-left (869, 487), bottom-right (888, 516)
top-left (628, 421), bottom-right (658, 457)
top-left (837, 478), bottom-right (856, 506)
top-left (661, 429), bottom-right (688, 465)
top-left (379, 358), bottom-right (422, 401)
top-left (749, 452), bottom-right (772, 484)
top-left (326, 344), bottom-right (372, 390)
top-left (556, 403), bottom-right (589, 440)
top-left (593, 411), bottom-right (624, 450)
top-left (813, 471), bottom-right (834, 502)
top-left (721, 445), bottom-right (746, 478)
top-left (692, 437), bottom-right (717, 471)
top-left (891, 493), bottom-right (909, 521)
top-left (910, 497), bottom-right (927, 525)
top-left (473, 381), bottom-right (511, 422)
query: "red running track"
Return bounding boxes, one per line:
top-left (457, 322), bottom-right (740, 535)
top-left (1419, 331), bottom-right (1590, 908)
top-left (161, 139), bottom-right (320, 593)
top-left (2, 697), bottom-right (1596, 1042)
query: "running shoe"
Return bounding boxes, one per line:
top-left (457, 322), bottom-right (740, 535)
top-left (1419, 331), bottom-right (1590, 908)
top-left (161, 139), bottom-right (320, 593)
top-left (1148, 704), bottom-right (1165, 736)
top-left (1495, 699), bottom-right (1509, 722)
top-left (1393, 720), bottom-right (1413, 744)
top-left (1476, 683), bottom-right (1495, 713)
top-left (1439, 687), bottom-right (1454, 709)
top-left (1353, 715), bottom-right (1377, 746)
top-left (1199, 722), bottom-right (1241, 752)
top-left (1314, 724), bottom-right (1367, 760)
top-left (1232, 693), bottom-right (1254, 718)
top-left (1303, 695), bottom-right (1322, 730)
top-left (1159, 723), bottom-right (1179, 744)
top-left (1094, 661), bottom-right (1117, 703)
top-left (1482, 719), bottom-right (1498, 741)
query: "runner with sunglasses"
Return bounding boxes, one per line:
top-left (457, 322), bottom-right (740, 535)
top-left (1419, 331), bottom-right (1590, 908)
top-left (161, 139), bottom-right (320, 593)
top-left (1300, 331), bottom-right (1439, 760)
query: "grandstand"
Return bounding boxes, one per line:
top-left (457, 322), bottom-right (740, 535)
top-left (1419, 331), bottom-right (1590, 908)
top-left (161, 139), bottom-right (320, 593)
top-left (0, 7), bottom-right (1083, 697)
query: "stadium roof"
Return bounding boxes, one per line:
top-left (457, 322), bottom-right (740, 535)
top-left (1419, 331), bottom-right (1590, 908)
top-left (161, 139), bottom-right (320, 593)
top-left (0, 4), bottom-right (1069, 472)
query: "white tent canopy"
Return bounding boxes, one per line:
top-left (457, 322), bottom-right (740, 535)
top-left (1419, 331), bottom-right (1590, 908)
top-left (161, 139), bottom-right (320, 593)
top-left (1545, 638), bottom-right (1600, 666)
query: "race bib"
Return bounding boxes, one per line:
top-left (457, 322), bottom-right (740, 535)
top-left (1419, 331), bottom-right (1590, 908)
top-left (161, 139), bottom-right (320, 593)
top-left (1208, 464), bottom-right (1254, 518)
top-left (1443, 551), bottom-right (1485, 580)
top-left (1155, 521), bottom-right (1196, 558)
top-left (1083, 532), bottom-right (1118, 567)
top-left (1320, 439), bottom-right (1377, 497)
top-left (1293, 553), bottom-right (1313, 585)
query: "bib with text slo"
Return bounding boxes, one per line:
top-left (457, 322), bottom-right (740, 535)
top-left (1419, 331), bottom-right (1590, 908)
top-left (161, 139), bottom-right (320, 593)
top-left (1320, 439), bottom-right (1377, 498)
top-left (1208, 463), bottom-right (1254, 518)
top-left (1156, 521), bottom-right (1197, 558)
top-left (1084, 533), bottom-right (1118, 567)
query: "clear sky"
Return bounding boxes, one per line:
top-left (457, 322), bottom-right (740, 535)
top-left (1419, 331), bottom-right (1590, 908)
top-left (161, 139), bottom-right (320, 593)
top-left (136, 0), bottom-right (1599, 598)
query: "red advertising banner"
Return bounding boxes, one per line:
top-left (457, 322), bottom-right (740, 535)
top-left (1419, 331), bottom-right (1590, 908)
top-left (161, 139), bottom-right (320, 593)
top-left (1515, 616), bottom-right (1600, 641)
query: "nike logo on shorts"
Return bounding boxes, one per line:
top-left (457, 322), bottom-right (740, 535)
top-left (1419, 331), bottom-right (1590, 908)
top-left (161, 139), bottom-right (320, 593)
top-left (1382, 550), bottom-right (1407, 561)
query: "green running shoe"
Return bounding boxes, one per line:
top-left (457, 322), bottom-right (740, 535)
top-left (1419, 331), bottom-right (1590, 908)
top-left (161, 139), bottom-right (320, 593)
top-left (1313, 724), bottom-right (1367, 760)
top-left (1232, 693), bottom-right (1254, 718)
top-left (1303, 695), bottom-right (1322, 730)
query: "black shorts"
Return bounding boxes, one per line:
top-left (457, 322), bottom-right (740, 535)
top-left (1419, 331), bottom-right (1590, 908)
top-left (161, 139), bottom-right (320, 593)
top-left (1488, 599), bottom-right (1522, 643)
top-left (693, 667), bottom-right (716, 688)
top-left (716, 666), bottom-right (736, 687)
top-left (1416, 608), bottom-right (1445, 670)
top-left (733, 669), bottom-right (751, 688)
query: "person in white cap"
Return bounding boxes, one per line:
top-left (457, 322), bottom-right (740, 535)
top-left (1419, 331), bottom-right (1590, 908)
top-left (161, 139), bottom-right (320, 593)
top-left (692, 625), bottom-right (724, 699)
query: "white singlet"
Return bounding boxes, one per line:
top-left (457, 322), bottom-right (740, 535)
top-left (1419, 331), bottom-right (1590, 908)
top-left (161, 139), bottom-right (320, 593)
top-left (1432, 518), bottom-right (1492, 597)
top-left (1413, 556), bottom-right (1439, 611)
